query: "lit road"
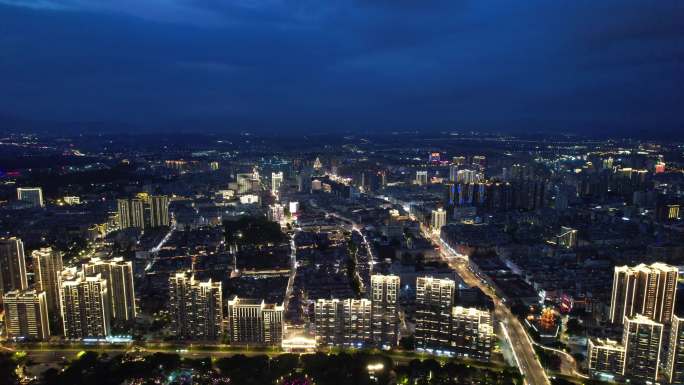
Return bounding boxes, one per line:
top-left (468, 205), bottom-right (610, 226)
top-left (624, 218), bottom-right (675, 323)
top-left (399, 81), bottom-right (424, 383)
top-left (144, 223), bottom-right (176, 272)
top-left (284, 230), bottom-right (298, 312)
top-left (427, 231), bottom-right (550, 385)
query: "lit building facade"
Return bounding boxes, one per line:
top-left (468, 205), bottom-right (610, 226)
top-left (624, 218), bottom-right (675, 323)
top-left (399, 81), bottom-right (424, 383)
top-left (371, 274), bottom-right (400, 348)
top-left (450, 306), bottom-right (493, 361)
top-left (149, 195), bottom-right (170, 227)
top-left (415, 277), bottom-right (455, 351)
top-left (0, 237), bottom-right (28, 296)
top-left (416, 171), bottom-right (428, 186)
top-left (169, 272), bottom-right (223, 340)
top-left (117, 198), bottom-right (145, 230)
top-left (16, 187), bottom-right (44, 207)
top-left (2, 289), bottom-right (50, 340)
top-left (227, 296), bottom-right (284, 346)
top-left (666, 315), bottom-right (684, 384)
top-left (271, 172), bottom-right (283, 194)
top-left (610, 262), bottom-right (678, 325)
top-left (314, 298), bottom-right (372, 348)
top-left (622, 315), bottom-right (663, 383)
top-left (268, 203), bottom-right (285, 223)
top-left (61, 273), bottom-right (111, 339)
top-left (430, 208), bottom-right (447, 232)
top-left (32, 247), bottom-right (63, 317)
top-left (587, 338), bottom-right (625, 380)
top-left (84, 257), bottom-right (136, 321)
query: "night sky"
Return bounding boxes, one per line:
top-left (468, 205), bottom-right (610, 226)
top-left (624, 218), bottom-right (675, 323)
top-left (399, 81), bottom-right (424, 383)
top-left (0, 0), bottom-right (682, 135)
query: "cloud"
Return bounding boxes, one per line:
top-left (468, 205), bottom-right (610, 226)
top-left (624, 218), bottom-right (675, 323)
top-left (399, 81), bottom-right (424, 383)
top-left (0, 0), bottom-right (681, 134)
top-left (0, 0), bottom-right (71, 10)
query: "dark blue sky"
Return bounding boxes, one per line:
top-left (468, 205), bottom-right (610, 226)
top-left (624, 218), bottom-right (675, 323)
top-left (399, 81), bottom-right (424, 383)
top-left (0, 0), bottom-right (682, 135)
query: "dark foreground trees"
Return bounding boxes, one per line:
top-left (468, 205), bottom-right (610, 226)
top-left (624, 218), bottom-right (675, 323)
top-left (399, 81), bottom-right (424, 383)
top-left (33, 350), bottom-right (522, 385)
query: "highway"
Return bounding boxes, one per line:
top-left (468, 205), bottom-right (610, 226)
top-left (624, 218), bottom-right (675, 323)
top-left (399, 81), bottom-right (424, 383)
top-left (427, 231), bottom-right (550, 385)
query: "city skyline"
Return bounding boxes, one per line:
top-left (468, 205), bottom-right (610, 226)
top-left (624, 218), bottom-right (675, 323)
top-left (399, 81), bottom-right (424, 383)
top-left (0, 1), bottom-right (682, 384)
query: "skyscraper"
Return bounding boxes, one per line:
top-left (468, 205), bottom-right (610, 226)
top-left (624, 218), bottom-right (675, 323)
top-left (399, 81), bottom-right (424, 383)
top-left (415, 277), bottom-right (455, 351)
top-left (236, 173), bottom-right (254, 194)
top-left (227, 296), bottom-right (284, 346)
top-left (371, 274), bottom-right (400, 348)
top-left (315, 298), bottom-right (343, 347)
top-left (416, 171), bottom-right (428, 186)
top-left (587, 338), bottom-right (625, 379)
top-left (16, 187), bottom-right (44, 208)
top-left (609, 262), bottom-right (678, 325)
top-left (456, 169), bottom-right (477, 184)
top-left (84, 257), bottom-right (136, 322)
top-left (271, 172), bottom-right (283, 195)
top-left (450, 306), bottom-right (493, 361)
top-left (2, 289), bottom-right (50, 340)
top-left (268, 203), bottom-right (285, 223)
top-left (666, 315), bottom-right (684, 384)
top-left (61, 273), bottom-right (111, 339)
top-left (32, 247), bottom-right (63, 316)
top-left (622, 315), bottom-right (663, 383)
top-left (430, 208), bottom-right (447, 232)
top-left (449, 165), bottom-right (459, 182)
top-left (0, 237), bottom-right (28, 296)
top-left (169, 272), bottom-right (223, 340)
top-left (149, 195), bottom-right (170, 227)
top-left (117, 198), bottom-right (145, 230)
top-left (314, 298), bottom-right (372, 348)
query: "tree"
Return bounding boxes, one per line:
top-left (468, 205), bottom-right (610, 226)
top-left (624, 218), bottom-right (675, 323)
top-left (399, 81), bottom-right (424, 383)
top-left (224, 216), bottom-right (286, 247)
top-left (399, 336), bottom-right (416, 350)
top-left (565, 318), bottom-right (583, 336)
top-left (0, 353), bottom-right (19, 385)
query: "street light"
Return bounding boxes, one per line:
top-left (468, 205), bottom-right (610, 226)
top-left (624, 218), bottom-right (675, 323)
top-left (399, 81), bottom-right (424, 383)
top-left (367, 362), bottom-right (384, 382)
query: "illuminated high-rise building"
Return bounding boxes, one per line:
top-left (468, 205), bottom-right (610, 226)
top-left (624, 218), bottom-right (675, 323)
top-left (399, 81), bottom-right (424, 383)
top-left (622, 315), bottom-right (663, 383)
top-left (609, 263), bottom-right (678, 325)
top-left (84, 257), bottom-right (136, 321)
top-left (169, 272), bottom-right (223, 340)
top-left (416, 171), bottom-right (428, 186)
top-left (227, 296), bottom-right (283, 346)
top-left (117, 198), bottom-right (145, 230)
top-left (431, 208), bottom-right (447, 232)
top-left (268, 203), bottom-right (285, 223)
top-left (666, 315), bottom-right (684, 384)
top-left (0, 237), bottom-right (28, 296)
top-left (271, 172), bottom-right (283, 194)
top-left (450, 306), bottom-right (493, 360)
top-left (587, 338), bottom-right (625, 379)
top-left (415, 277), bottom-right (455, 351)
top-left (149, 195), bottom-right (170, 227)
top-left (2, 289), bottom-right (50, 340)
top-left (16, 187), bottom-right (44, 208)
top-left (448, 165), bottom-right (459, 182)
top-left (61, 273), bottom-right (111, 339)
top-left (236, 173), bottom-right (253, 194)
top-left (456, 169), bottom-right (477, 184)
top-left (371, 274), bottom-right (400, 348)
top-left (314, 298), bottom-right (343, 347)
top-left (32, 247), bottom-right (63, 316)
top-left (314, 298), bottom-right (372, 348)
